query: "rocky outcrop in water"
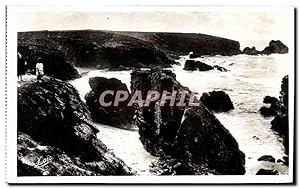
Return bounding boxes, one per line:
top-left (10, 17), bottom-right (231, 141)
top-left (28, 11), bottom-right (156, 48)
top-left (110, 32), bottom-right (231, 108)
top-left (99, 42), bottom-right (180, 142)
top-left (18, 31), bottom-right (175, 70)
top-left (131, 69), bottom-right (245, 175)
top-left (200, 91), bottom-right (234, 112)
top-left (242, 47), bottom-right (260, 55)
top-left (242, 40), bottom-right (288, 56)
top-left (85, 77), bottom-right (135, 128)
top-left (261, 40), bottom-right (289, 54)
top-left (17, 77), bottom-right (134, 176)
top-left (259, 96), bottom-right (280, 117)
top-left (259, 107), bottom-right (278, 117)
top-left (183, 60), bottom-right (213, 71)
top-left (183, 60), bottom-right (228, 72)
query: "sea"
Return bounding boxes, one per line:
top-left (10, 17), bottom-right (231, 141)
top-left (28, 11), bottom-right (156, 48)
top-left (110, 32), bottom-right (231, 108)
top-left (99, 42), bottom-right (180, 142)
top-left (70, 53), bottom-right (290, 175)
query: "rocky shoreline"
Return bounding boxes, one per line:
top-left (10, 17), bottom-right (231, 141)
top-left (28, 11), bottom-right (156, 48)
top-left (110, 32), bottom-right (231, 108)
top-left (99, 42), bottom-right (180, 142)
top-left (18, 69), bottom-right (247, 175)
top-left (17, 30), bottom-right (290, 176)
top-left (18, 77), bottom-right (134, 176)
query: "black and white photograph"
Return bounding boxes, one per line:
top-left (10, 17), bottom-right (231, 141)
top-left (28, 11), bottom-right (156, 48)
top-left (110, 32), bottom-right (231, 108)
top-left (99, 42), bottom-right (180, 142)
top-left (5, 5), bottom-right (295, 184)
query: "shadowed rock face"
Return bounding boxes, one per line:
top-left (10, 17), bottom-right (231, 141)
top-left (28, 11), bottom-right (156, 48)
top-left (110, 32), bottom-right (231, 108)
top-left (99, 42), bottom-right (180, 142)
top-left (18, 42), bottom-right (80, 80)
top-left (200, 91), bottom-right (234, 112)
top-left (116, 31), bottom-right (242, 56)
top-left (131, 69), bottom-right (245, 175)
top-left (17, 77), bottom-right (133, 176)
top-left (271, 75), bottom-right (289, 154)
top-left (18, 30), bottom-right (175, 70)
top-left (85, 77), bottom-right (135, 128)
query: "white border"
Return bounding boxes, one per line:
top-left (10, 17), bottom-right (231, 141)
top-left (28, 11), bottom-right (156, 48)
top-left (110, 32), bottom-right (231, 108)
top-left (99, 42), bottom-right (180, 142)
top-left (6, 5), bottom-right (295, 184)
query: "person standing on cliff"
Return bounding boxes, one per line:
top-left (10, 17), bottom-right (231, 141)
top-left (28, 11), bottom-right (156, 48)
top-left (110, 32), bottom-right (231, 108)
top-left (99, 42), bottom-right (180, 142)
top-left (36, 58), bottom-right (44, 80)
top-left (17, 52), bottom-right (27, 81)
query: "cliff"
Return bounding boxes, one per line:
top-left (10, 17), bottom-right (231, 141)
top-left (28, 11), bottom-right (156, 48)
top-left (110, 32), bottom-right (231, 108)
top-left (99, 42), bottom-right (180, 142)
top-left (116, 31), bottom-right (242, 56)
top-left (18, 30), bottom-right (241, 75)
top-left (17, 77), bottom-right (134, 176)
top-left (18, 30), bottom-right (175, 71)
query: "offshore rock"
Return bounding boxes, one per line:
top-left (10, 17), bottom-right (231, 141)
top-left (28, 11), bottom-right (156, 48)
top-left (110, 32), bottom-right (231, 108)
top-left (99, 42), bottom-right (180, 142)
top-left (200, 91), bottom-right (234, 112)
top-left (261, 40), bottom-right (289, 54)
top-left (85, 77), bottom-right (135, 128)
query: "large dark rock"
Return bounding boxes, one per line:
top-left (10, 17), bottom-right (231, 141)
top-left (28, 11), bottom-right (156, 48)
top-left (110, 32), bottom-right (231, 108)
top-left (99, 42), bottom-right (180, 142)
top-left (259, 96), bottom-right (281, 117)
top-left (261, 40), bottom-right (289, 54)
top-left (131, 69), bottom-right (245, 175)
top-left (242, 47), bottom-right (260, 55)
top-left (259, 106), bottom-right (278, 117)
top-left (18, 30), bottom-right (175, 70)
top-left (200, 91), bottom-right (234, 112)
top-left (85, 77), bottom-right (134, 128)
top-left (183, 60), bottom-right (214, 71)
top-left (17, 77), bottom-right (133, 176)
top-left (263, 96), bottom-right (279, 104)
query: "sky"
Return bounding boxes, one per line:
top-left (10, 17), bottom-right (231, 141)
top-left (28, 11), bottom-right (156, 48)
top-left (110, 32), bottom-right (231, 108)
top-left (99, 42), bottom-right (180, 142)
top-left (11, 6), bottom-right (294, 50)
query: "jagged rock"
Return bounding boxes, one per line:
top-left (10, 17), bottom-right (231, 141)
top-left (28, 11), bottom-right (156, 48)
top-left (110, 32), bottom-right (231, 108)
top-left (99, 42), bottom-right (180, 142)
top-left (18, 77), bottom-right (133, 176)
top-left (213, 65), bottom-right (229, 72)
top-left (131, 69), bottom-right (245, 175)
top-left (174, 107), bottom-right (245, 174)
top-left (256, 169), bottom-right (279, 175)
top-left (263, 96), bottom-right (279, 104)
top-left (261, 40), bottom-right (289, 54)
top-left (257, 155), bottom-right (275, 163)
top-left (242, 47), bottom-right (260, 55)
top-left (259, 107), bottom-right (278, 117)
top-left (183, 60), bottom-right (213, 71)
top-left (259, 96), bottom-right (281, 117)
top-left (85, 77), bottom-right (134, 128)
top-left (200, 91), bottom-right (234, 112)
top-left (271, 75), bottom-right (289, 154)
